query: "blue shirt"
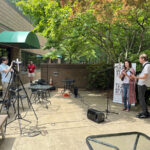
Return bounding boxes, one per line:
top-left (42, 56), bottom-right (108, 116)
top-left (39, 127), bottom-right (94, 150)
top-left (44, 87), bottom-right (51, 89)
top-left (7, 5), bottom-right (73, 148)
top-left (0, 63), bottom-right (11, 83)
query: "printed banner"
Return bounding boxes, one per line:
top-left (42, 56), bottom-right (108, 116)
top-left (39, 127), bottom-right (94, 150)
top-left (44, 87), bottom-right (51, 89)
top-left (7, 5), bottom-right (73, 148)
top-left (113, 63), bottom-right (136, 104)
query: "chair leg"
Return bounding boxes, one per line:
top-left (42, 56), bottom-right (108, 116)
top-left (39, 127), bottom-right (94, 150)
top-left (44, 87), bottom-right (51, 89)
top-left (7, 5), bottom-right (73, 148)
top-left (49, 90), bottom-right (51, 97)
top-left (47, 90), bottom-right (50, 97)
top-left (0, 103), bottom-right (3, 113)
top-left (34, 93), bottom-right (38, 103)
top-left (27, 98), bottom-right (31, 108)
top-left (6, 107), bottom-right (10, 118)
top-left (1, 126), bottom-right (5, 139)
top-left (46, 91), bottom-right (51, 104)
top-left (45, 92), bottom-right (47, 101)
top-left (4, 119), bottom-right (7, 133)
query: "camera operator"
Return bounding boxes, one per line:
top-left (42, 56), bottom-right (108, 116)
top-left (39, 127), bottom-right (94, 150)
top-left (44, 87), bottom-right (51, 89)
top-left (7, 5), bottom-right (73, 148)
top-left (0, 57), bottom-right (13, 99)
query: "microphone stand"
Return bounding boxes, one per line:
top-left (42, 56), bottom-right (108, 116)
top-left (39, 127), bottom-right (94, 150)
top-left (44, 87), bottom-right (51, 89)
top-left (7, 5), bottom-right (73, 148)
top-left (98, 65), bottom-right (119, 119)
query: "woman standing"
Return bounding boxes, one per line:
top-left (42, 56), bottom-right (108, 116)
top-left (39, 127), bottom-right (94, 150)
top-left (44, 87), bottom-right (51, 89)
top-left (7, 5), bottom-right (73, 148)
top-left (120, 60), bottom-right (136, 111)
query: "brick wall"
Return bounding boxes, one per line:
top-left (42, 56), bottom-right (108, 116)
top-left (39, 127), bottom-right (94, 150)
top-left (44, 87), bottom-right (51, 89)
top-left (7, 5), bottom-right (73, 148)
top-left (41, 64), bottom-right (89, 88)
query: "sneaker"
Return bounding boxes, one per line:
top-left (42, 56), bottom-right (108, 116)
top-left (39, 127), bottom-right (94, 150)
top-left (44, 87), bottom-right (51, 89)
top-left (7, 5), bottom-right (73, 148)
top-left (122, 108), bottom-right (127, 111)
top-left (136, 112), bottom-right (149, 118)
top-left (136, 112), bottom-right (143, 118)
top-left (126, 109), bottom-right (130, 112)
top-left (138, 114), bottom-right (149, 119)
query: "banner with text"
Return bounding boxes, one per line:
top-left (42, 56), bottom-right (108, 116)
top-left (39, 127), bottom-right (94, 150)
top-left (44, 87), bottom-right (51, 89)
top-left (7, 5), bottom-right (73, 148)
top-left (113, 63), bottom-right (136, 104)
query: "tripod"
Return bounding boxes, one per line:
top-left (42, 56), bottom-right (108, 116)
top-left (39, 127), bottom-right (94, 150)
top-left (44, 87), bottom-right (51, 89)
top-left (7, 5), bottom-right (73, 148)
top-left (4, 65), bottom-right (38, 134)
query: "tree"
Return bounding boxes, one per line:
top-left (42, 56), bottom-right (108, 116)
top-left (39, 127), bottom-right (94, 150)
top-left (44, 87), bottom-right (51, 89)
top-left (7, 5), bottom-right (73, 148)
top-left (62, 0), bottom-right (150, 61)
top-left (17, 0), bottom-right (97, 63)
top-left (17, 0), bottom-right (150, 64)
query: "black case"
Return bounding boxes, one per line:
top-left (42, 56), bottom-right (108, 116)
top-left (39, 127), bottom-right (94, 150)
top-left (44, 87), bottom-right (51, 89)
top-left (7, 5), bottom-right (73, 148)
top-left (87, 108), bottom-right (105, 123)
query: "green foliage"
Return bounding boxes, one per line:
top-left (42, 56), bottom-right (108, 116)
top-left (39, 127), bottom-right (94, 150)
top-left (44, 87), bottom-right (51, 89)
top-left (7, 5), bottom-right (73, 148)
top-left (16, 0), bottom-right (150, 65)
top-left (43, 49), bottom-right (60, 60)
top-left (86, 63), bottom-right (114, 89)
top-left (17, 0), bottom-right (98, 63)
top-left (15, 0), bottom-right (150, 89)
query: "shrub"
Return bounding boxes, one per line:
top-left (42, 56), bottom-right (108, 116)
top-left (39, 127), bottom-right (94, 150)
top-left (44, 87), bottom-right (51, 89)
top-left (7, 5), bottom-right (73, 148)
top-left (86, 63), bottom-right (114, 90)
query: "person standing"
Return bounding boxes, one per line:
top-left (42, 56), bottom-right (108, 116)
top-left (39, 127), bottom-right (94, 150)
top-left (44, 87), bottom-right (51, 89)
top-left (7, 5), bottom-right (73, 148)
top-left (131, 54), bottom-right (150, 118)
top-left (120, 60), bottom-right (136, 112)
top-left (0, 57), bottom-right (12, 99)
top-left (27, 61), bottom-right (36, 84)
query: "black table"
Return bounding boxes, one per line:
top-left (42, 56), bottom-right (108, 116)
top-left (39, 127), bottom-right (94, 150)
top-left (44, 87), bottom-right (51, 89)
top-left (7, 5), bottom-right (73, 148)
top-left (29, 85), bottom-right (52, 107)
top-left (62, 79), bottom-right (75, 91)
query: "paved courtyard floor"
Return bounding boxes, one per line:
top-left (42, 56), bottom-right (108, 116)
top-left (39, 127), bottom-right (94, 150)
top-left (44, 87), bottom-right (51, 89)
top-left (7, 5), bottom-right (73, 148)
top-left (0, 87), bottom-right (150, 150)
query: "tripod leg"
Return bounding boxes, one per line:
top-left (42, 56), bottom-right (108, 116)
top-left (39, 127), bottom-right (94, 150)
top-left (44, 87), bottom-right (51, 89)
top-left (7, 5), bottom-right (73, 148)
top-left (18, 77), bottom-right (38, 120)
top-left (18, 119), bottom-right (22, 135)
top-left (12, 101), bottom-right (16, 114)
top-left (20, 98), bottom-right (24, 111)
top-left (34, 93), bottom-right (38, 103)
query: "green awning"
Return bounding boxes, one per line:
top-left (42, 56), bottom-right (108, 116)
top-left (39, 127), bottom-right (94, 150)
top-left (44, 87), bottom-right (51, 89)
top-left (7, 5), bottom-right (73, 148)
top-left (0, 31), bottom-right (40, 49)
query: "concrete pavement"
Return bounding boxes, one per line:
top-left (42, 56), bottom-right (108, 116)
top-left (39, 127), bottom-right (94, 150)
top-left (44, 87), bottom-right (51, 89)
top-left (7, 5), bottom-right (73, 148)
top-left (0, 88), bottom-right (150, 150)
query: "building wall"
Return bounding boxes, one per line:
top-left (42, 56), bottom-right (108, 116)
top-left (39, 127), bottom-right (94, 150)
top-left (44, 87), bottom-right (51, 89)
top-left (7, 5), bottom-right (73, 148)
top-left (41, 64), bottom-right (89, 88)
top-left (0, 0), bottom-right (49, 55)
top-left (0, 0), bottom-right (46, 84)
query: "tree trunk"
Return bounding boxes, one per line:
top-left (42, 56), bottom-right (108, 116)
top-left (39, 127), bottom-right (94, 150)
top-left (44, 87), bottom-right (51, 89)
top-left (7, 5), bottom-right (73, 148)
top-left (138, 28), bottom-right (144, 54)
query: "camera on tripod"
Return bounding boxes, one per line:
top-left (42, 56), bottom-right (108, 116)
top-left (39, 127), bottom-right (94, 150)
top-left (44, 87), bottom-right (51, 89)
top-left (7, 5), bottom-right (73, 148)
top-left (12, 59), bottom-right (22, 67)
top-left (11, 59), bottom-right (22, 72)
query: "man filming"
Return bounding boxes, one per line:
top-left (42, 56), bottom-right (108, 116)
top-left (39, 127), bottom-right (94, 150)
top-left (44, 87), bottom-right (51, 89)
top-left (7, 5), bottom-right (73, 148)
top-left (0, 57), bottom-right (13, 99)
top-left (131, 54), bottom-right (150, 118)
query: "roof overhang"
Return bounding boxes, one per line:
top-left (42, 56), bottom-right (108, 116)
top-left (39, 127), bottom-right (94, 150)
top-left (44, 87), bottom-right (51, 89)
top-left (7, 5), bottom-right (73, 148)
top-left (0, 31), bottom-right (40, 49)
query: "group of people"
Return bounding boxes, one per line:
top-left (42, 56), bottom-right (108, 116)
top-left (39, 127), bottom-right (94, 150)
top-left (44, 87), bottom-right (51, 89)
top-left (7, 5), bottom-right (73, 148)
top-left (0, 54), bottom-right (150, 119)
top-left (0, 57), bottom-right (36, 98)
top-left (120, 54), bottom-right (150, 118)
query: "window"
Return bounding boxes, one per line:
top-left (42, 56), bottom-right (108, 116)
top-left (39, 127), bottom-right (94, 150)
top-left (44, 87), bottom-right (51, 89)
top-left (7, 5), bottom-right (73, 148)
top-left (0, 48), bottom-right (10, 64)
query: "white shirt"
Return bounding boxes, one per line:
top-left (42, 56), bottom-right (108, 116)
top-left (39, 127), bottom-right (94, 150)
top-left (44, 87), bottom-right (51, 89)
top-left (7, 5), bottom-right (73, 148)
top-left (138, 62), bottom-right (150, 87)
top-left (122, 70), bottom-right (130, 84)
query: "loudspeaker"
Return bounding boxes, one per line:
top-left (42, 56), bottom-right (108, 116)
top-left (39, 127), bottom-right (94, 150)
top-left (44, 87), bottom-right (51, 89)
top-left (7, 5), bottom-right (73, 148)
top-left (87, 108), bottom-right (105, 123)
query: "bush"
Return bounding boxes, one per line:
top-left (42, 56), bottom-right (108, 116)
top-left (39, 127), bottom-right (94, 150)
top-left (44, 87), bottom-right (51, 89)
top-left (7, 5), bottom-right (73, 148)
top-left (86, 63), bottom-right (114, 90)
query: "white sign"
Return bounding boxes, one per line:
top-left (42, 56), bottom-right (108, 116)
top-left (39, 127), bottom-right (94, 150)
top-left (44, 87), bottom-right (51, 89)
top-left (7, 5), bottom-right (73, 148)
top-left (113, 63), bottom-right (136, 104)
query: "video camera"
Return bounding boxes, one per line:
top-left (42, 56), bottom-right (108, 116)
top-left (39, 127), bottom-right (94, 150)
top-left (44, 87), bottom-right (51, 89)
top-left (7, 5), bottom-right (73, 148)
top-left (12, 59), bottom-right (22, 66)
top-left (12, 58), bottom-right (22, 72)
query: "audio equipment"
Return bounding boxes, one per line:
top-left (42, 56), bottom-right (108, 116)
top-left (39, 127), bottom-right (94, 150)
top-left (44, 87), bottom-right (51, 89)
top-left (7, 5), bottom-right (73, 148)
top-left (87, 108), bottom-right (105, 123)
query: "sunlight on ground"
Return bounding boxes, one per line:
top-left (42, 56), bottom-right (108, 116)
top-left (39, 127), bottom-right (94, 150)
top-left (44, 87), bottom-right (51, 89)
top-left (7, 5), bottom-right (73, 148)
top-left (0, 88), bottom-right (150, 150)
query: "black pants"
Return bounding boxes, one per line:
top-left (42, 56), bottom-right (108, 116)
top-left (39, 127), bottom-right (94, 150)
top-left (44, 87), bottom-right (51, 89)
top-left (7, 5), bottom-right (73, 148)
top-left (138, 85), bottom-right (148, 114)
